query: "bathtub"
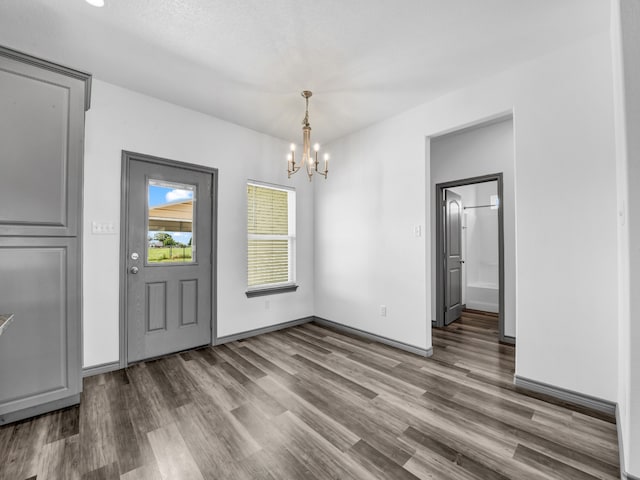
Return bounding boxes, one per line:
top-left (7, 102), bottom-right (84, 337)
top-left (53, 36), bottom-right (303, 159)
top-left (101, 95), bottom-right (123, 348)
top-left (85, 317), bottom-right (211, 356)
top-left (466, 282), bottom-right (499, 313)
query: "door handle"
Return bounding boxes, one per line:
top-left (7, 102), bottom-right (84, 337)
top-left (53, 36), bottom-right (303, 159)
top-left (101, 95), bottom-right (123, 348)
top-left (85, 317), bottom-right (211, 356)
top-left (130, 266), bottom-right (139, 274)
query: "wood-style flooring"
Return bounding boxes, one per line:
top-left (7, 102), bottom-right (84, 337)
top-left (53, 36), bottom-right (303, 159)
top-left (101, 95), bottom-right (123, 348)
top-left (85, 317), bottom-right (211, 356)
top-left (0, 311), bottom-right (620, 479)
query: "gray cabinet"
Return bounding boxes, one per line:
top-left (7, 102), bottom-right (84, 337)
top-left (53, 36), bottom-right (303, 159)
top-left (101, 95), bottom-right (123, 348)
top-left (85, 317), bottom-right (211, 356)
top-left (0, 46), bottom-right (90, 424)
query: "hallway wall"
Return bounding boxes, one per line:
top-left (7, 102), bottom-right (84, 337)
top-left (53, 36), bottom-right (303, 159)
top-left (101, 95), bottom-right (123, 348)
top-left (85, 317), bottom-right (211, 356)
top-left (315, 32), bottom-right (618, 402)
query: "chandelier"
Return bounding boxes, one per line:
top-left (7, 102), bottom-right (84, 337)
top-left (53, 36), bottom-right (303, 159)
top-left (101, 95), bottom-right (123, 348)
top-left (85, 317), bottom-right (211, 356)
top-left (287, 91), bottom-right (329, 181)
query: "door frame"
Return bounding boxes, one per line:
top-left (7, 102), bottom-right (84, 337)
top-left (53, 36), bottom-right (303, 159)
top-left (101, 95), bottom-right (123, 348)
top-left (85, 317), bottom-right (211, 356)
top-left (119, 151), bottom-right (218, 368)
top-left (435, 172), bottom-right (510, 343)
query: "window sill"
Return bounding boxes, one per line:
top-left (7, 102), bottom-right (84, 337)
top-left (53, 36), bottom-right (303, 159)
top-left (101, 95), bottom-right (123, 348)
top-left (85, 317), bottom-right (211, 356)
top-left (245, 284), bottom-right (298, 298)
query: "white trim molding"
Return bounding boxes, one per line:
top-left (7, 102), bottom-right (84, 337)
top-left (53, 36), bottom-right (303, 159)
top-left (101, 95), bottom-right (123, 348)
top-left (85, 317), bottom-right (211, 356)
top-left (617, 405), bottom-right (640, 480)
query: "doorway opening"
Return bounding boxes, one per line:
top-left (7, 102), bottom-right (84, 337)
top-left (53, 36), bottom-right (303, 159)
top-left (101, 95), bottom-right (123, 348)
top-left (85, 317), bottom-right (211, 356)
top-left (435, 173), bottom-right (509, 342)
top-left (119, 151), bottom-right (218, 367)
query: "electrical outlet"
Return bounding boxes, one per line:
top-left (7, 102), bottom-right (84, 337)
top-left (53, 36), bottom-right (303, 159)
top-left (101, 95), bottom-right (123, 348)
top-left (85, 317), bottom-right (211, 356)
top-left (414, 224), bottom-right (422, 237)
top-left (380, 305), bottom-right (387, 317)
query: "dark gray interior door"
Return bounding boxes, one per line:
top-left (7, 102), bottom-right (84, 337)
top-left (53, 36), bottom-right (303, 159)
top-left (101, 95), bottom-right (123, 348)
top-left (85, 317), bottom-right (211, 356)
top-left (126, 158), bottom-right (213, 363)
top-left (444, 189), bottom-right (463, 325)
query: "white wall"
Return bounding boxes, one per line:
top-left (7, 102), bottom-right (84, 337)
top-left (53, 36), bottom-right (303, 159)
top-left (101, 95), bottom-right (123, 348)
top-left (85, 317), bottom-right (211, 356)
top-left (83, 80), bottom-right (315, 368)
top-left (315, 31), bottom-right (619, 402)
top-left (432, 122), bottom-right (512, 330)
top-left (611, 0), bottom-right (639, 476)
top-left (467, 182), bottom-right (499, 288)
top-left (313, 118), bottom-right (429, 350)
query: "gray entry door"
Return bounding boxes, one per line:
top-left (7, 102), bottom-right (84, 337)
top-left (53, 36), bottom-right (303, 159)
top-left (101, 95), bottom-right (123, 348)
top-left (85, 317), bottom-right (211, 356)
top-left (444, 189), bottom-right (463, 325)
top-left (126, 158), bottom-right (213, 363)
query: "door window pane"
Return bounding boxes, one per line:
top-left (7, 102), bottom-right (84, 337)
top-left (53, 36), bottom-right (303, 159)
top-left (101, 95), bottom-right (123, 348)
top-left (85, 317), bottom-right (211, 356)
top-left (147, 179), bottom-right (196, 264)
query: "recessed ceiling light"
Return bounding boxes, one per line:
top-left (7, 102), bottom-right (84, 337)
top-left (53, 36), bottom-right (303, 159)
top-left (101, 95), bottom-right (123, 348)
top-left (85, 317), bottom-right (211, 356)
top-left (85, 0), bottom-right (105, 7)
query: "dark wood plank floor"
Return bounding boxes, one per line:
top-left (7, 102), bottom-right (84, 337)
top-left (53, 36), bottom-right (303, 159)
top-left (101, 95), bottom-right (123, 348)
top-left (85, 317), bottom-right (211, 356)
top-left (0, 311), bottom-right (620, 479)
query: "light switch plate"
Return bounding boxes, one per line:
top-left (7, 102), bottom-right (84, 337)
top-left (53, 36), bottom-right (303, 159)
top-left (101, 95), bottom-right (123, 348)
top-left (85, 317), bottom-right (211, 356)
top-left (92, 221), bottom-right (116, 235)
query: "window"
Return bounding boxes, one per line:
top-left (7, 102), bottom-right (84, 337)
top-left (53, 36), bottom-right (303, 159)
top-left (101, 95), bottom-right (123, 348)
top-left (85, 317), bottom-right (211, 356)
top-left (246, 181), bottom-right (297, 295)
top-left (147, 179), bottom-right (196, 264)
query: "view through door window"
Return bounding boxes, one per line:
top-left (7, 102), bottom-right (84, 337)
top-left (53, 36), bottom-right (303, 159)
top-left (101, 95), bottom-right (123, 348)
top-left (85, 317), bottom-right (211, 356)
top-left (147, 179), bottom-right (196, 264)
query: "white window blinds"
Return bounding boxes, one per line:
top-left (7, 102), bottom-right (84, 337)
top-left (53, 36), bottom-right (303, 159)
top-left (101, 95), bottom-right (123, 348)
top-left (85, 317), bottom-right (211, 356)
top-left (247, 183), bottom-right (295, 288)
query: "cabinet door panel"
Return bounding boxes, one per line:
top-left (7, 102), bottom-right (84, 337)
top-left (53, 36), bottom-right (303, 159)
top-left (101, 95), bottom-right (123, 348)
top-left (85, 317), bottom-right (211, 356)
top-left (0, 238), bottom-right (80, 418)
top-left (0, 56), bottom-right (85, 236)
top-left (0, 47), bottom-right (89, 424)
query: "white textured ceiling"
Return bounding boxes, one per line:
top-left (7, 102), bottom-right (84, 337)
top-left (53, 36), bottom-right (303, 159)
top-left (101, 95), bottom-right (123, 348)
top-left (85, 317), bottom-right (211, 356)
top-left (0, 0), bottom-right (608, 143)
